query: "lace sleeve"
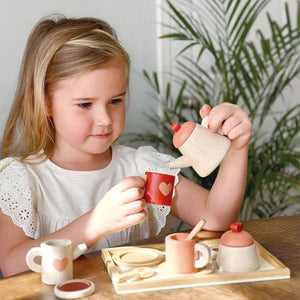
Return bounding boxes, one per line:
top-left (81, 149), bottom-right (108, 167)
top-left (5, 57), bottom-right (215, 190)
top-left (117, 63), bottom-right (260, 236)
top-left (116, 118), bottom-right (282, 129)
top-left (0, 158), bottom-right (40, 238)
top-left (135, 146), bottom-right (180, 235)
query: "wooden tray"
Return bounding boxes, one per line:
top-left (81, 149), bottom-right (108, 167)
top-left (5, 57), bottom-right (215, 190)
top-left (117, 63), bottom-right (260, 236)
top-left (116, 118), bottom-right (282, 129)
top-left (101, 239), bottom-right (290, 294)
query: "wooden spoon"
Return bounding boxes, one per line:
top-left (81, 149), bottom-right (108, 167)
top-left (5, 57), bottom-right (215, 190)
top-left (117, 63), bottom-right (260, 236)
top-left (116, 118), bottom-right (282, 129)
top-left (113, 267), bottom-right (155, 283)
top-left (185, 219), bottom-right (206, 241)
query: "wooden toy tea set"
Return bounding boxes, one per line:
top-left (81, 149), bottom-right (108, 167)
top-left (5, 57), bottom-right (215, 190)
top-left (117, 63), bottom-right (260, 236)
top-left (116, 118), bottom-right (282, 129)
top-left (102, 221), bottom-right (290, 294)
top-left (101, 118), bottom-right (290, 294)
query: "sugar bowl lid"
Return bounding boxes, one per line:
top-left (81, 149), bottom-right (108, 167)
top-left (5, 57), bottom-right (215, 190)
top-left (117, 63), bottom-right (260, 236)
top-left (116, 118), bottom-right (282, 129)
top-left (220, 222), bottom-right (254, 247)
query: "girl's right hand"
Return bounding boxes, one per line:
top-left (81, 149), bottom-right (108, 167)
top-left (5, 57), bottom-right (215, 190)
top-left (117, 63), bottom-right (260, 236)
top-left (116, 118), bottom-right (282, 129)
top-left (0, 176), bottom-right (146, 277)
top-left (87, 176), bottom-right (147, 238)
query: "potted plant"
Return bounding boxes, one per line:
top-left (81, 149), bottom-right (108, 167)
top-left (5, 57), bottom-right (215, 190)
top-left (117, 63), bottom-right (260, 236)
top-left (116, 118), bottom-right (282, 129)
top-left (122, 0), bottom-right (300, 220)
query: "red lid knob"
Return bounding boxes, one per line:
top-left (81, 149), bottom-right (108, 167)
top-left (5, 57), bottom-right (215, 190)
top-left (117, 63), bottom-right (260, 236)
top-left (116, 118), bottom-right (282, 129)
top-left (230, 222), bottom-right (243, 232)
top-left (170, 122), bottom-right (181, 132)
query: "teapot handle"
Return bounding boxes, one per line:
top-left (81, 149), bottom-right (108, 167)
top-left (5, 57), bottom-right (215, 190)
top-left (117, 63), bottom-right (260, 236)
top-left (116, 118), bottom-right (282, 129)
top-left (201, 116), bottom-right (224, 135)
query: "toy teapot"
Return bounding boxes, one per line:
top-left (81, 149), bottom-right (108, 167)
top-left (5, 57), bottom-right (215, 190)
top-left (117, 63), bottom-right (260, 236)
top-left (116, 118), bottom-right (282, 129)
top-left (169, 116), bottom-right (231, 177)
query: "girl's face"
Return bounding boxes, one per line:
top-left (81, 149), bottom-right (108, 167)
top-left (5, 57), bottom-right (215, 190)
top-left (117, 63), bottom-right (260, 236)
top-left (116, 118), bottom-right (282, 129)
top-left (46, 59), bottom-right (127, 169)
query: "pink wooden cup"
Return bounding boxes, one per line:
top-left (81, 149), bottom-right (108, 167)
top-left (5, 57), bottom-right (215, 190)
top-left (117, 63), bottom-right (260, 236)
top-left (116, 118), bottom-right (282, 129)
top-left (165, 232), bottom-right (210, 274)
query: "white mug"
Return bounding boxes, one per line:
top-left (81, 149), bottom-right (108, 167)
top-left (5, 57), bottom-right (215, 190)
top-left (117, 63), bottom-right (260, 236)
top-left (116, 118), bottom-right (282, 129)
top-left (26, 239), bottom-right (87, 285)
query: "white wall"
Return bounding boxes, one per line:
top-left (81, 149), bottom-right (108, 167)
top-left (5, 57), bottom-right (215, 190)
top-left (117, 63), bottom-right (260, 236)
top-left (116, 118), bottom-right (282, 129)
top-left (0, 0), bottom-right (158, 140)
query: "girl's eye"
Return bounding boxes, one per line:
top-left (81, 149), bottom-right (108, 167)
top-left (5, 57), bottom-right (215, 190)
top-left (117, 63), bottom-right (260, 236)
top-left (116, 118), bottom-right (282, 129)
top-left (77, 102), bottom-right (92, 109)
top-left (110, 98), bottom-right (122, 105)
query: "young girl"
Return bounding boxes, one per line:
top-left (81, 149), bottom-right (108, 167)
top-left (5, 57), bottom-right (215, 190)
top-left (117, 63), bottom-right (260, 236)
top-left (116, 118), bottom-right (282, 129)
top-left (0, 16), bottom-right (252, 277)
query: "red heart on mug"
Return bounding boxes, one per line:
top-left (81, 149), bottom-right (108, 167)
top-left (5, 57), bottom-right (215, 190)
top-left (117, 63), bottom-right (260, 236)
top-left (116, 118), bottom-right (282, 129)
top-left (159, 182), bottom-right (172, 196)
top-left (53, 257), bottom-right (69, 272)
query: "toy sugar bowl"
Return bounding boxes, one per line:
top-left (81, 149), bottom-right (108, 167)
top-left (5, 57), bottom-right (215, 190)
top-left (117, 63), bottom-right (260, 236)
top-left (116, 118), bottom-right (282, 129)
top-left (217, 222), bottom-right (259, 273)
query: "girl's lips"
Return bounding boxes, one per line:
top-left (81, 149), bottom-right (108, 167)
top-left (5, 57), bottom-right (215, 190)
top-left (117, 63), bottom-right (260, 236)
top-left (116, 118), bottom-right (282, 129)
top-left (90, 132), bottom-right (112, 139)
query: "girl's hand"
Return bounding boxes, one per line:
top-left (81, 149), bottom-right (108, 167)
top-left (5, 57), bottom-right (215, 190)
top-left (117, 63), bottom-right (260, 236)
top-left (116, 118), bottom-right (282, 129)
top-left (88, 176), bottom-right (147, 238)
top-left (200, 103), bottom-right (252, 150)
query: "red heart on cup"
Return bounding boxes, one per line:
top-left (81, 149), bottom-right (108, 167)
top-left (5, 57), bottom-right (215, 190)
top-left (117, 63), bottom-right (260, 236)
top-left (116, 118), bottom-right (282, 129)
top-left (53, 257), bottom-right (69, 272)
top-left (159, 182), bottom-right (172, 196)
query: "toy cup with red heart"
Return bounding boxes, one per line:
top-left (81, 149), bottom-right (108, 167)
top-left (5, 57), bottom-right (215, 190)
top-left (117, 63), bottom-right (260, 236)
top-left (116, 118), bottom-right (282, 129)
top-left (26, 239), bottom-right (87, 285)
top-left (144, 172), bottom-right (175, 206)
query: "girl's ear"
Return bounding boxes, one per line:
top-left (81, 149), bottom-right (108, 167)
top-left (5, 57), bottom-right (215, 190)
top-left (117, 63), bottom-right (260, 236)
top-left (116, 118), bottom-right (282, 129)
top-left (45, 96), bottom-right (52, 116)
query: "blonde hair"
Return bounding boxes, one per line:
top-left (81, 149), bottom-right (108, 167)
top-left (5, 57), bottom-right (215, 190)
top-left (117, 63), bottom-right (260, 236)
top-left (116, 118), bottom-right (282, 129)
top-left (2, 15), bottom-right (130, 160)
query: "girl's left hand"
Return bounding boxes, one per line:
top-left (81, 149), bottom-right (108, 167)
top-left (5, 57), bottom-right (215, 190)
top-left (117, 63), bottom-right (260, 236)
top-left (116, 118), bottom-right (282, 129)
top-left (200, 102), bottom-right (252, 150)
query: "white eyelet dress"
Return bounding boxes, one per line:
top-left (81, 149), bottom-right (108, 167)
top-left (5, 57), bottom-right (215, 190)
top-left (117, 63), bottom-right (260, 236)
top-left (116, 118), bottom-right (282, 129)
top-left (0, 145), bottom-right (180, 252)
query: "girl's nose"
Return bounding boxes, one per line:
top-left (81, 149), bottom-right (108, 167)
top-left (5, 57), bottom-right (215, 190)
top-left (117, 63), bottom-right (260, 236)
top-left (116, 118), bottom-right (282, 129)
top-left (95, 106), bottom-right (112, 126)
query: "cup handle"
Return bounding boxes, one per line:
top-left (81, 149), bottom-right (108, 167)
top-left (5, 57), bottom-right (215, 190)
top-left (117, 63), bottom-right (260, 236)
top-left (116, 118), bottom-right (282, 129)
top-left (26, 247), bottom-right (43, 273)
top-left (201, 116), bottom-right (224, 135)
top-left (72, 243), bottom-right (88, 260)
top-left (195, 243), bottom-right (210, 268)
